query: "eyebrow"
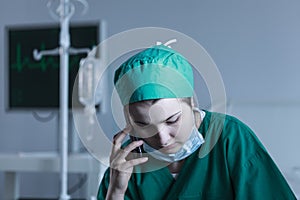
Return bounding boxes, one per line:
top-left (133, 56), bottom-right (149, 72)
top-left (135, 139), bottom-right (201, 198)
top-left (133, 111), bottom-right (182, 125)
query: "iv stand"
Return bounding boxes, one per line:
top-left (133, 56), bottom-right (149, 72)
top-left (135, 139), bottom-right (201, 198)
top-left (59, 0), bottom-right (70, 199)
top-left (33, 0), bottom-right (90, 199)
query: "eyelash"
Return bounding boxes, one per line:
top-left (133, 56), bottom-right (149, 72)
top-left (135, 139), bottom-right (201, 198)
top-left (135, 122), bottom-right (148, 127)
top-left (134, 115), bottom-right (181, 126)
top-left (166, 116), bottom-right (180, 125)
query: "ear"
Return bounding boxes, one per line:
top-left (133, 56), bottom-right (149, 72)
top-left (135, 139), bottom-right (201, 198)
top-left (191, 98), bottom-right (202, 128)
top-left (193, 109), bottom-right (201, 129)
top-left (190, 97), bottom-right (195, 107)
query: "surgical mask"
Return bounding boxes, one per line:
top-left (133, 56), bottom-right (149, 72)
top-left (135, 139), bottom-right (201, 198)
top-left (143, 125), bottom-right (205, 162)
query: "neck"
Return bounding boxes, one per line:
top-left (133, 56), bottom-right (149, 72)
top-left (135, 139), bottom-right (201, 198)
top-left (168, 159), bottom-right (185, 173)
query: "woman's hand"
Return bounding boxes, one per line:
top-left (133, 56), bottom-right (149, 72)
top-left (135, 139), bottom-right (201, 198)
top-left (106, 127), bottom-right (148, 200)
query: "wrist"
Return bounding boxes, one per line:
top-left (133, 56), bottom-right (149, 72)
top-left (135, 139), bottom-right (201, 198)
top-left (106, 192), bottom-right (125, 200)
top-left (106, 185), bottom-right (126, 200)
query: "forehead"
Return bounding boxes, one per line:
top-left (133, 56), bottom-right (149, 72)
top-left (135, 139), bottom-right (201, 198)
top-left (128, 98), bottom-right (182, 119)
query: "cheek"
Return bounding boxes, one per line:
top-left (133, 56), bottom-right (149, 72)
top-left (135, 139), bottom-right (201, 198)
top-left (131, 126), bottom-right (156, 139)
top-left (175, 119), bottom-right (194, 139)
top-left (169, 124), bottom-right (180, 137)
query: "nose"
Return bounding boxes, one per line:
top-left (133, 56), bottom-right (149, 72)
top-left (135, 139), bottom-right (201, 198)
top-left (154, 126), bottom-right (172, 146)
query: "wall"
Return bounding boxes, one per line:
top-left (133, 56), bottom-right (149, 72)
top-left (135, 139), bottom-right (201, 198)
top-left (0, 0), bottom-right (300, 198)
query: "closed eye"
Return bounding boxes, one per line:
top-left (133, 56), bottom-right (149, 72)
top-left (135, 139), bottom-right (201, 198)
top-left (133, 121), bottom-right (149, 127)
top-left (166, 115), bottom-right (180, 125)
top-left (133, 111), bottom-right (182, 127)
top-left (165, 111), bottom-right (181, 125)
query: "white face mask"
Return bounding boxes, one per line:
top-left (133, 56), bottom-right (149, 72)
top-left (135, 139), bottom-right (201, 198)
top-left (143, 125), bottom-right (205, 162)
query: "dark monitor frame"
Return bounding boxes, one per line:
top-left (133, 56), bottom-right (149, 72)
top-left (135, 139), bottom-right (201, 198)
top-left (4, 21), bottom-right (102, 112)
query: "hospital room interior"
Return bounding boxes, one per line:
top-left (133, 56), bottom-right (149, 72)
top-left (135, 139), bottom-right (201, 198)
top-left (0, 0), bottom-right (300, 199)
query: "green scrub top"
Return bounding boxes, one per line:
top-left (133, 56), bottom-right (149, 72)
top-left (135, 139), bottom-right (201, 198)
top-left (97, 111), bottom-right (296, 200)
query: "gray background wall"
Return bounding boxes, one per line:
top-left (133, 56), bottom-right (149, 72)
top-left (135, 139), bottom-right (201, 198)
top-left (0, 0), bottom-right (300, 199)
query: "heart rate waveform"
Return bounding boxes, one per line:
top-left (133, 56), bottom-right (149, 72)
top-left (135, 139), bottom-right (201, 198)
top-left (11, 43), bottom-right (83, 73)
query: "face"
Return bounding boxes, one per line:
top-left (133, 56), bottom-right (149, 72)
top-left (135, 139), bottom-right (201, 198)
top-left (126, 98), bottom-right (195, 154)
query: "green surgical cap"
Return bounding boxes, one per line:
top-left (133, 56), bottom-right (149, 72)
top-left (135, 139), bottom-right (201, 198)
top-left (114, 45), bottom-right (194, 105)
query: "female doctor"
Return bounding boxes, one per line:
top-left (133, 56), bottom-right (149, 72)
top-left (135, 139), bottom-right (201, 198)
top-left (97, 45), bottom-right (296, 200)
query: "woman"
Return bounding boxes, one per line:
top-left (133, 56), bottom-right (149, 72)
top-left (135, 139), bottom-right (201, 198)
top-left (97, 45), bottom-right (296, 199)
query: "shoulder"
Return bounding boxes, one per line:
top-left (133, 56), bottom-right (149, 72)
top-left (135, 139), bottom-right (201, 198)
top-left (204, 110), bottom-right (249, 128)
top-left (199, 110), bottom-right (267, 158)
top-left (202, 110), bottom-right (258, 140)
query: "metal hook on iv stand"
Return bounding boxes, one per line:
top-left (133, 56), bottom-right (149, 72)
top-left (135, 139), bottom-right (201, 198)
top-left (33, 0), bottom-right (90, 199)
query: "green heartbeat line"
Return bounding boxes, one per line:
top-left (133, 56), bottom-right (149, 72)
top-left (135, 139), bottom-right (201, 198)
top-left (11, 44), bottom-right (82, 72)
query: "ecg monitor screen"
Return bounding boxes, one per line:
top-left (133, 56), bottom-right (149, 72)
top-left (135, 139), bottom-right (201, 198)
top-left (6, 22), bottom-right (99, 110)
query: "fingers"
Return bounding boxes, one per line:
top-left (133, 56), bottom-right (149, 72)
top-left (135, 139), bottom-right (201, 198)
top-left (113, 126), bottom-right (131, 144)
top-left (112, 138), bottom-right (144, 163)
top-left (111, 126), bottom-right (131, 155)
top-left (111, 155), bottom-right (148, 173)
top-left (117, 140), bottom-right (143, 160)
top-left (120, 157), bottom-right (148, 172)
top-left (110, 128), bottom-right (148, 172)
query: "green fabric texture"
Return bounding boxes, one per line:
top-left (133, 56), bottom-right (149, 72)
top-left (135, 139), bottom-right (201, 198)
top-left (114, 45), bottom-right (194, 105)
top-left (97, 111), bottom-right (297, 200)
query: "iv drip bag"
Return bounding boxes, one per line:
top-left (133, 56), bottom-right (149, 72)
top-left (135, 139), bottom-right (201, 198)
top-left (78, 57), bottom-right (96, 107)
top-left (78, 45), bottom-right (107, 115)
